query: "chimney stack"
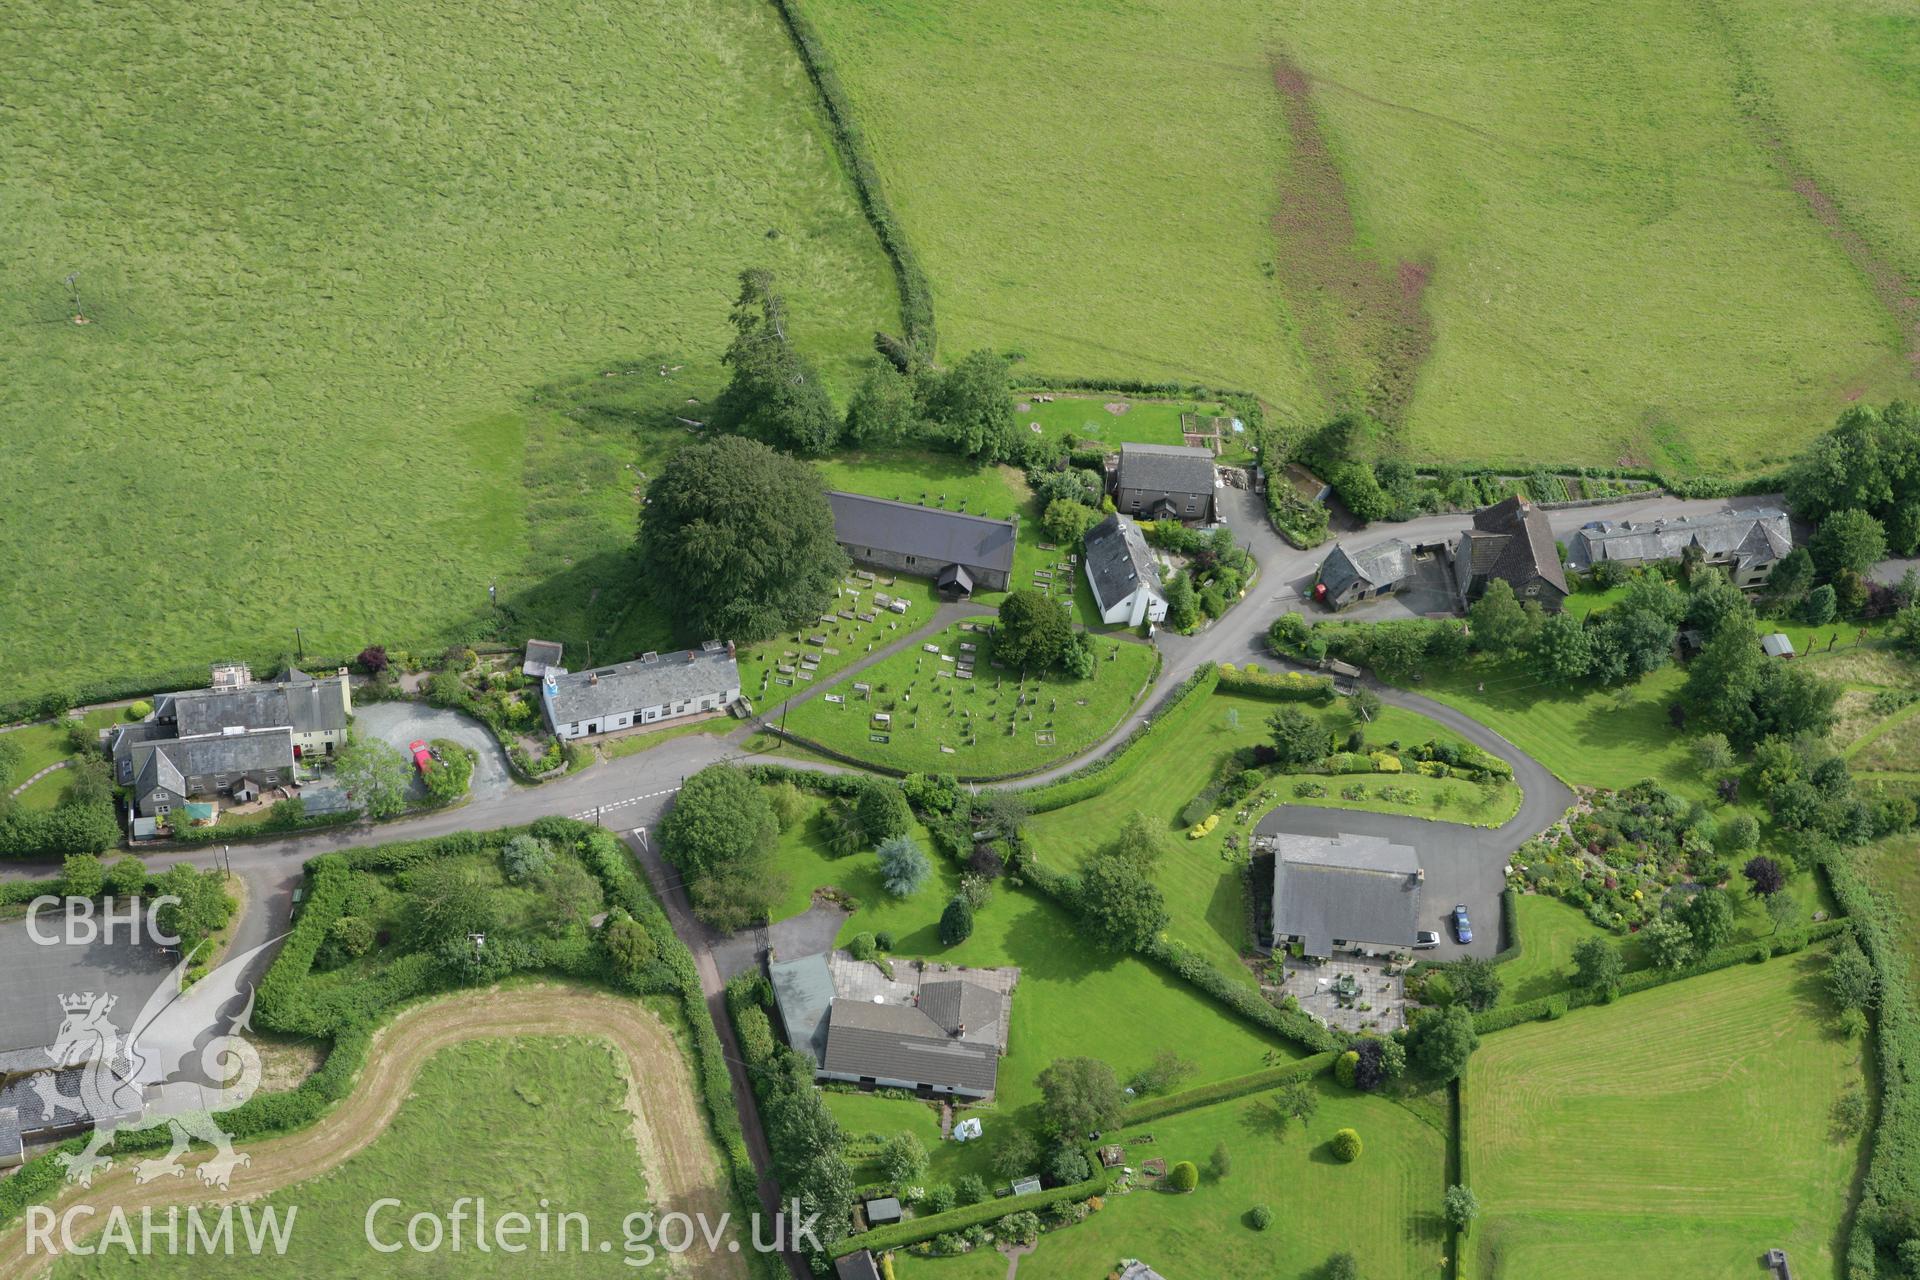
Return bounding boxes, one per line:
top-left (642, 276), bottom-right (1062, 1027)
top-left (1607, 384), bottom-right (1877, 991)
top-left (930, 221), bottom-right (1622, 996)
top-left (589, 671), bottom-right (598, 685)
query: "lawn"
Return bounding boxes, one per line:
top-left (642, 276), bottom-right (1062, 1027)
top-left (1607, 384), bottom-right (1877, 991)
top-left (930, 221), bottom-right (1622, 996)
top-left (1023, 690), bottom-right (1515, 977)
top-left (826, 1090), bottom-right (1002, 1189)
top-left (1467, 953), bottom-right (1867, 1277)
top-left (903, 1082), bottom-right (1447, 1279)
top-left (54, 1036), bottom-right (668, 1277)
top-left (4, 708), bottom-right (123, 810)
top-left (802, 0), bottom-right (1906, 472)
top-left (1, 0), bottom-right (897, 711)
top-left (758, 794), bottom-right (1301, 1133)
top-left (1864, 835), bottom-right (1920, 985)
top-left (781, 620), bottom-right (1158, 778)
top-left (1016, 393), bottom-right (1257, 466)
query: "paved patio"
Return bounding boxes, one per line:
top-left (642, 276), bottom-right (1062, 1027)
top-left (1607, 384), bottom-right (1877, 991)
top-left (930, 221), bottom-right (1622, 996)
top-left (1277, 956), bottom-right (1408, 1034)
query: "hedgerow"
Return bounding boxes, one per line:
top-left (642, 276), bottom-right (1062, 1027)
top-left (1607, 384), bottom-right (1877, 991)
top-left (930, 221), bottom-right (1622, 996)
top-left (1118, 1053), bottom-right (1336, 1125)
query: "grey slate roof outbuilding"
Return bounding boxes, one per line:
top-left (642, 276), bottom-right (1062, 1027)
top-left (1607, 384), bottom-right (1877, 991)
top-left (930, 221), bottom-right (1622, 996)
top-left (1316, 538), bottom-right (1413, 606)
top-left (1269, 831), bottom-right (1423, 958)
top-left (1567, 508), bottom-right (1791, 573)
top-left (835, 1252), bottom-right (884, 1280)
top-left (769, 952), bottom-right (836, 1064)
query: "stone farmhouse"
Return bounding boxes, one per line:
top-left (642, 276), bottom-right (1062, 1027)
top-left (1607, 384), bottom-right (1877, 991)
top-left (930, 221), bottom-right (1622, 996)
top-left (540, 641), bottom-right (740, 740)
top-left (1082, 514), bottom-right (1168, 626)
top-left (111, 663), bottom-right (351, 818)
top-left (826, 490), bottom-right (1016, 596)
top-left (1264, 831), bottom-right (1424, 959)
top-left (1110, 442), bottom-right (1217, 524)
top-left (768, 949), bottom-right (1018, 1099)
top-left (1314, 537), bottom-right (1415, 610)
top-left (1566, 507), bottom-right (1792, 588)
top-left (1451, 496), bottom-right (1569, 610)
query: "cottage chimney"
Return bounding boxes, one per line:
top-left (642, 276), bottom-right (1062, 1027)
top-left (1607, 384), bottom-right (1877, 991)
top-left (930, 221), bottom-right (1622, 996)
top-left (589, 671), bottom-right (598, 685)
top-left (727, 640), bottom-right (736, 658)
top-left (685, 650), bottom-right (695, 663)
top-left (953, 1022), bottom-right (966, 1039)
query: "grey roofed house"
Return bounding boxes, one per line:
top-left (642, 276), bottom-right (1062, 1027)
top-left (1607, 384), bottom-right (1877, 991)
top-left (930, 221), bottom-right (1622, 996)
top-left (827, 490), bottom-right (1017, 591)
top-left (0, 1062), bottom-right (142, 1169)
top-left (1082, 515), bottom-right (1164, 614)
top-left (835, 1251), bottom-right (884, 1280)
top-left (768, 952), bottom-right (836, 1064)
top-left (1454, 495), bottom-right (1569, 606)
top-left (1316, 537), bottom-right (1414, 608)
top-left (167, 675), bottom-right (349, 740)
top-left (1118, 1263), bottom-right (1170, 1280)
top-left (1269, 831), bottom-right (1422, 958)
top-left (1117, 443), bottom-right (1215, 497)
top-left (1568, 507), bottom-right (1791, 580)
top-left (823, 997), bottom-right (1002, 1096)
top-left (542, 643), bottom-right (740, 735)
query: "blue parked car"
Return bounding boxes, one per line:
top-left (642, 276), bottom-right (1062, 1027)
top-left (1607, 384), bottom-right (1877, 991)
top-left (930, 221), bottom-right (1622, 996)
top-left (1452, 904), bottom-right (1473, 944)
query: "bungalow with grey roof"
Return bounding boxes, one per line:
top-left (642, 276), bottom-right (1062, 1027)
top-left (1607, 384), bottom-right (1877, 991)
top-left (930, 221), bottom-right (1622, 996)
top-left (827, 491), bottom-right (1016, 595)
top-left (1082, 515), bottom-right (1168, 626)
top-left (540, 641), bottom-right (740, 740)
top-left (768, 949), bottom-right (1018, 1099)
top-left (1112, 443), bottom-right (1216, 524)
top-left (1264, 831), bottom-right (1423, 959)
top-left (1314, 538), bottom-right (1415, 610)
top-left (1567, 507), bottom-right (1791, 589)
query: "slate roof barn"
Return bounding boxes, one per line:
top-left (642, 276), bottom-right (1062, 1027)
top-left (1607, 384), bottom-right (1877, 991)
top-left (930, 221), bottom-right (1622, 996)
top-left (1268, 831), bottom-right (1423, 958)
top-left (1315, 538), bottom-right (1414, 609)
top-left (827, 491), bottom-right (1017, 593)
top-left (1082, 515), bottom-right (1168, 626)
top-left (1453, 496), bottom-right (1568, 608)
top-left (1114, 443), bottom-right (1216, 523)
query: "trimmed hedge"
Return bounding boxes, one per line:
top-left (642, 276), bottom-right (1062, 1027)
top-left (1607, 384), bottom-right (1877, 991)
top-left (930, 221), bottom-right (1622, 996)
top-left (1120, 1052), bottom-right (1336, 1125)
top-left (832, 1164), bottom-right (1110, 1257)
top-left (768, 0), bottom-right (934, 357)
top-left (1824, 851), bottom-right (1918, 1277)
top-left (1214, 665), bottom-right (1336, 704)
top-left (1022, 663), bottom-right (1219, 813)
top-left (1471, 921), bottom-right (1853, 1035)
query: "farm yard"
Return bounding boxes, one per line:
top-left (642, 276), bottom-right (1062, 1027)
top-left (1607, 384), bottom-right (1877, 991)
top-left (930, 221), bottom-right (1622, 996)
top-left (780, 620), bottom-right (1158, 777)
top-left (1466, 955), bottom-right (1866, 1277)
top-left (801, 0), bottom-right (1911, 471)
top-left (0, 0), bottom-right (897, 712)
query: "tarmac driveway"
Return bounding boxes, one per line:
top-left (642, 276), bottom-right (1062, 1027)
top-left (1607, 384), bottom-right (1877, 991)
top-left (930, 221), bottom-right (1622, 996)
top-left (351, 702), bottom-right (515, 802)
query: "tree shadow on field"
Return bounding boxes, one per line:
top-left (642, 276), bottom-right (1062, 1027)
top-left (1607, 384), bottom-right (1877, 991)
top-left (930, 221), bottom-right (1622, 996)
top-left (996, 892), bottom-right (1115, 980)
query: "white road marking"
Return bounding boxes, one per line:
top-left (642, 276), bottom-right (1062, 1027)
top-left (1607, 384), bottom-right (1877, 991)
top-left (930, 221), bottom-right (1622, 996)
top-left (569, 787), bottom-right (679, 820)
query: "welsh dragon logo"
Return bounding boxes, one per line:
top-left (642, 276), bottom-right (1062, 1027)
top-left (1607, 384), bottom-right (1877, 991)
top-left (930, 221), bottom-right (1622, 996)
top-left (35, 935), bottom-right (281, 1190)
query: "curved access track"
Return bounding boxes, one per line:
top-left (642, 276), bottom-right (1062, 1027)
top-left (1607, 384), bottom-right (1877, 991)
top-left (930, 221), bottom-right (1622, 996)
top-left (0, 986), bottom-right (748, 1280)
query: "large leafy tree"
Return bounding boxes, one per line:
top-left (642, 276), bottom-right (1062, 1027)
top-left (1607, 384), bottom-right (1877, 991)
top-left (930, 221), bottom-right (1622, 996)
top-left (994, 589), bottom-right (1075, 671)
top-left (1810, 508), bottom-right (1888, 578)
top-left (925, 349), bottom-right (1019, 462)
top-left (1467, 578), bottom-right (1530, 653)
top-left (876, 835), bottom-right (932, 898)
top-left (711, 269), bottom-right (839, 454)
top-left (1035, 1056), bottom-right (1125, 1137)
top-left (1571, 937), bottom-right (1624, 997)
top-left (640, 435), bottom-right (847, 644)
top-left (1267, 706), bottom-right (1330, 765)
top-left (1445, 956), bottom-right (1503, 1012)
top-left (1407, 1004), bottom-right (1479, 1081)
top-left (1527, 610), bottom-right (1592, 685)
top-left (659, 764), bottom-right (784, 929)
top-left (1078, 853), bottom-right (1168, 952)
top-left (335, 733), bottom-right (413, 819)
top-left (842, 358), bottom-right (923, 445)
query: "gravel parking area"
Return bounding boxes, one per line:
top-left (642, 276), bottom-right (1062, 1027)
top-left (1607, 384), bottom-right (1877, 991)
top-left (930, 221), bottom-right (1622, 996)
top-left (351, 702), bottom-right (514, 801)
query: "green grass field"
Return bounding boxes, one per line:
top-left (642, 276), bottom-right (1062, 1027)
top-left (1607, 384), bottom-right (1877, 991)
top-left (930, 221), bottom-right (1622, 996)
top-left (54, 1036), bottom-right (666, 1277)
top-left (900, 1081), bottom-right (1447, 1279)
top-left (1467, 954), bottom-right (1865, 1277)
top-left (3, 707), bottom-right (122, 810)
top-left (0, 0), bottom-right (897, 710)
top-left (803, 0), bottom-right (1911, 470)
top-left (782, 620), bottom-right (1157, 777)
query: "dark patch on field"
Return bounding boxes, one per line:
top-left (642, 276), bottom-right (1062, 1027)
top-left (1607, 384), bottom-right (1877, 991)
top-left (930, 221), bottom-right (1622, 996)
top-left (1699, 0), bottom-right (1920, 381)
top-left (1268, 51), bottom-right (1433, 427)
